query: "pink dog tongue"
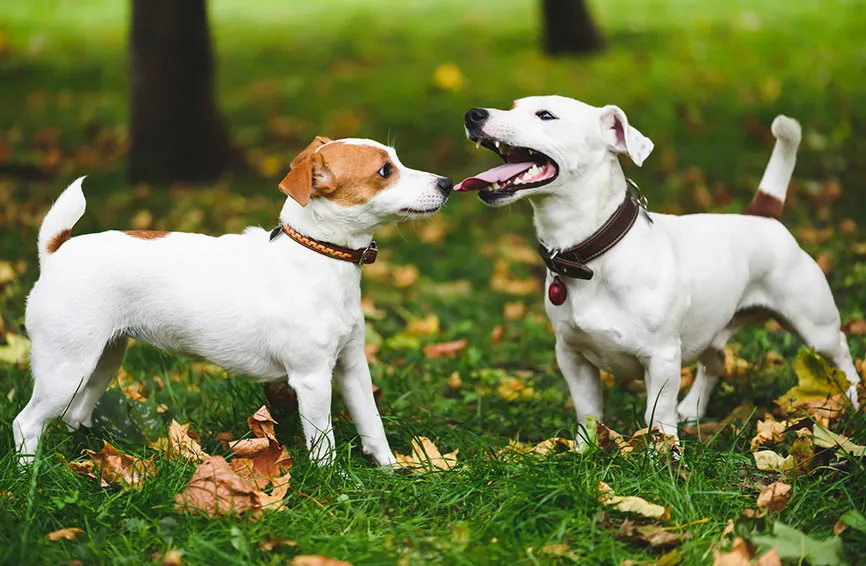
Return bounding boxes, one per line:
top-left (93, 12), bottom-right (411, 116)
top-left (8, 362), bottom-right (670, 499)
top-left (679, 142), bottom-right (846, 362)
top-left (455, 162), bottom-right (535, 192)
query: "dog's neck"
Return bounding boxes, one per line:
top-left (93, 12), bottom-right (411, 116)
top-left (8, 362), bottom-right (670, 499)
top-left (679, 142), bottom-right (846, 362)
top-left (530, 158), bottom-right (630, 250)
top-left (279, 199), bottom-right (375, 250)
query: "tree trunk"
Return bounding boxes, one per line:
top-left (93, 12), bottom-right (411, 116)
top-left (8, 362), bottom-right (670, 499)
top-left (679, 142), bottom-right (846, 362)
top-left (129, 0), bottom-right (239, 183)
top-left (541, 0), bottom-right (604, 55)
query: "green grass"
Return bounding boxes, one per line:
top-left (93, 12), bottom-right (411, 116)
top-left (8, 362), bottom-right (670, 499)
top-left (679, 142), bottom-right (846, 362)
top-left (2, 0), bottom-right (866, 563)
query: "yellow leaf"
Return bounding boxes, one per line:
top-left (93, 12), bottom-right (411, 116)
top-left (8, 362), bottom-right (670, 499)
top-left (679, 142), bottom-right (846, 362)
top-left (406, 315), bottom-right (439, 337)
top-left (812, 425), bottom-right (866, 456)
top-left (292, 556), bottom-right (352, 566)
top-left (395, 437), bottom-right (458, 472)
top-left (533, 437), bottom-right (576, 455)
top-left (0, 333), bottom-right (30, 366)
top-left (392, 265), bottom-right (419, 288)
top-left (432, 63), bottom-right (464, 92)
top-left (598, 482), bottom-right (671, 520)
top-left (151, 420), bottom-right (208, 462)
top-left (753, 450), bottom-right (795, 473)
top-left (750, 419), bottom-right (789, 451)
top-left (775, 348), bottom-right (849, 415)
top-left (260, 536), bottom-right (299, 551)
top-left (162, 548), bottom-right (183, 566)
top-left (46, 527), bottom-right (84, 542)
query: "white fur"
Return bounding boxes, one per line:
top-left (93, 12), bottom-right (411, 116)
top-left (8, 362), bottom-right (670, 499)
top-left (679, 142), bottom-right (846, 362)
top-left (469, 95), bottom-right (859, 440)
top-left (14, 139), bottom-right (449, 466)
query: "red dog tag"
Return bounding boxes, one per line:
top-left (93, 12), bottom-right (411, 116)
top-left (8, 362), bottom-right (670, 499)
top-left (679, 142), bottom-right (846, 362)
top-left (548, 276), bottom-right (567, 306)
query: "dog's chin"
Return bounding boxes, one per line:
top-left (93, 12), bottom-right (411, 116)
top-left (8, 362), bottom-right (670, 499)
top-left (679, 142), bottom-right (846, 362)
top-left (396, 205), bottom-right (443, 219)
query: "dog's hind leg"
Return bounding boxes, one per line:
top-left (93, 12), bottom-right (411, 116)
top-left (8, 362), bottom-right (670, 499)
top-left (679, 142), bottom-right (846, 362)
top-left (13, 346), bottom-right (105, 463)
top-left (63, 337), bottom-right (129, 430)
top-left (677, 326), bottom-right (736, 423)
top-left (768, 253), bottom-right (861, 408)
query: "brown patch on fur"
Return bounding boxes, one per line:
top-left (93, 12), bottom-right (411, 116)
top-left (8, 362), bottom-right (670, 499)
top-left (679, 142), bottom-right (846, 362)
top-left (745, 191), bottom-right (784, 220)
top-left (124, 230), bottom-right (170, 240)
top-left (279, 136), bottom-right (333, 206)
top-left (46, 229), bottom-right (71, 254)
top-left (314, 142), bottom-right (400, 207)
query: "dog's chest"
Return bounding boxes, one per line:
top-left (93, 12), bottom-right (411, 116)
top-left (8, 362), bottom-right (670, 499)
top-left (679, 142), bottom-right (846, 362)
top-left (547, 286), bottom-right (644, 379)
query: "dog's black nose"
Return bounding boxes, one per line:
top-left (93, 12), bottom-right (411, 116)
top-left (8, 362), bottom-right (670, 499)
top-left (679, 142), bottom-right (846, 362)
top-left (436, 176), bottom-right (453, 195)
top-left (465, 108), bottom-right (489, 127)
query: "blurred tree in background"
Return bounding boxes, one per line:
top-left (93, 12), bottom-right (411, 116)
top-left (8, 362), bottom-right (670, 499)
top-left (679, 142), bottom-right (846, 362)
top-left (129, 0), bottom-right (239, 183)
top-left (542, 0), bottom-right (603, 54)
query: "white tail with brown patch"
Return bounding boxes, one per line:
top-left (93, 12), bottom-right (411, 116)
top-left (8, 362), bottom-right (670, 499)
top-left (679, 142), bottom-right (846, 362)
top-left (37, 176), bottom-right (87, 266)
top-left (746, 115), bottom-right (802, 219)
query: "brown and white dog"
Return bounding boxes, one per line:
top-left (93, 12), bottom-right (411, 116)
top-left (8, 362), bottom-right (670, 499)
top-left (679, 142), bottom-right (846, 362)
top-left (14, 136), bottom-right (452, 466)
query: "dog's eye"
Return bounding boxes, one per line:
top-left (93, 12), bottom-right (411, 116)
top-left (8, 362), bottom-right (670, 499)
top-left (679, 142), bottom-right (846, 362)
top-left (536, 110), bottom-right (557, 121)
top-left (378, 162), bottom-right (393, 178)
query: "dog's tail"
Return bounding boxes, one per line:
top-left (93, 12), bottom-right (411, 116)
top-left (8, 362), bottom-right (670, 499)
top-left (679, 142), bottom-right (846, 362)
top-left (37, 176), bottom-right (87, 267)
top-left (744, 115), bottom-right (802, 220)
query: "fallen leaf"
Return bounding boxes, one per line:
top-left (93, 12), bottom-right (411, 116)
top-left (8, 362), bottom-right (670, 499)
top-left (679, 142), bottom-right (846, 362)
top-left (598, 482), bottom-right (671, 520)
top-left (503, 302), bottom-right (526, 321)
top-left (723, 347), bottom-right (752, 379)
top-left (750, 419), bottom-right (788, 451)
top-left (755, 547), bottom-right (782, 566)
top-left (392, 265), bottom-right (419, 288)
top-left (490, 259), bottom-right (540, 296)
top-left (259, 536), bottom-right (299, 551)
top-left (832, 520), bottom-right (848, 536)
top-left (47, 527), bottom-right (84, 541)
top-left (291, 557), bottom-right (352, 566)
top-left (175, 456), bottom-right (263, 517)
top-left (162, 549), bottom-right (183, 566)
top-left (838, 509), bottom-right (866, 534)
top-left (775, 349), bottom-right (849, 416)
top-left (532, 436), bottom-right (576, 455)
top-left (447, 371), bottom-right (462, 391)
top-left (84, 441), bottom-right (156, 488)
top-left (842, 318), bottom-right (866, 335)
top-left (753, 522), bottom-right (843, 566)
top-left (615, 519), bottom-right (683, 550)
top-left (432, 62), bottom-right (464, 92)
top-left (812, 425), bottom-right (865, 457)
top-left (395, 437), bottom-right (458, 472)
top-left (757, 482), bottom-right (792, 513)
top-left (721, 520), bottom-right (735, 538)
top-left (423, 339), bottom-right (467, 359)
top-left (712, 538), bottom-right (759, 566)
top-left (406, 315), bottom-right (439, 337)
top-left (0, 332), bottom-right (30, 366)
top-left (496, 376), bottom-right (536, 401)
top-left (151, 420), bottom-right (207, 462)
top-left (753, 450), bottom-right (795, 473)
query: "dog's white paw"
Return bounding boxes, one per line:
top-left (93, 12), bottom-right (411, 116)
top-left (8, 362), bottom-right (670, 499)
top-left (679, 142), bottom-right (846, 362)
top-left (847, 383), bottom-right (860, 410)
top-left (676, 400), bottom-right (704, 424)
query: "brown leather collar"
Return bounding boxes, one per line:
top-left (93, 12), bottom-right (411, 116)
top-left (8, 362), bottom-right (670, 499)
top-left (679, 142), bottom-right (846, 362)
top-left (271, 224), bottom-right (378, 265)
top-left (538, 190), bottom-right (642, 280)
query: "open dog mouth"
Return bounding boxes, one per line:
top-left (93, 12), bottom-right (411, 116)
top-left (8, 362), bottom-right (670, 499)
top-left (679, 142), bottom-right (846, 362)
top-left (455, 136), bottom-right (559, 202)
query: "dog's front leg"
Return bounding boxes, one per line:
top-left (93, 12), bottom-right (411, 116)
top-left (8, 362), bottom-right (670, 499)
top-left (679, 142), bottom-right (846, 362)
top-left (289, 371), bottom-right (336, 465)
top-left (556, 341), bottom-right (603, 447)
top-left (643, 344), bottom-right (682, 439)
top-left (335, 338), bottom-right (396, 468)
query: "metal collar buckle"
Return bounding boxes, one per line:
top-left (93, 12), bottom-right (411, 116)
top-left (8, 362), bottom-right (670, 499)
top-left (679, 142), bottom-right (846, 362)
top-left (626, 177), bottom-right (649, 210)
top-left (360, 241), bottom-right (378, 265)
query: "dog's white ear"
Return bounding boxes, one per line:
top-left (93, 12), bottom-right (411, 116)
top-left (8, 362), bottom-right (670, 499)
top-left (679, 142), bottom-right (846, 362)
top-left (599, 105), bottom-right (654, 167)
top-left (279, 136), bottom-right (334, 206)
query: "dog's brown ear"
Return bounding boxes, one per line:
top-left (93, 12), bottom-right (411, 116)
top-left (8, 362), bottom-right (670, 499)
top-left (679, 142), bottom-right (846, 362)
top-left (279, 136), bottom-right (333, 206)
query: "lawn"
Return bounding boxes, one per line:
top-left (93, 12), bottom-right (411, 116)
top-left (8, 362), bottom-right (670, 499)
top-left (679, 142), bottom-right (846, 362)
top-left (1, 0), bottom-right (866, 564)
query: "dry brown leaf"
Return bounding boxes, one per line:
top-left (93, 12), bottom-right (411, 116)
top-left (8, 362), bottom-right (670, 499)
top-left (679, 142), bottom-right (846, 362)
top-left (84, 441), bottom-right (156, 488)
top-left (598, 482), bottom-right (671, 520)
top-left (175, 455), bottom-right (262, 517)
top-left (229, 442), bottom-right (293, 489)
top-left (162, 548), bottom-right (183, 566)
top-left (392, 265), bottom-right (419, 288)
top-left (721, 519), bottom-right (735, 538)
top-left (832, 520), bottom-right (849, 536)
top-left (256, 471), bottom-right (292, 512)
top-left (755, 547), bottom-right (782, 566)
top-left (723, 348), bottom-right (752, 379)
top-left (248, 405), bottom-right (279, 442)
top-left (151, 420), bottom-right (207, 462)
top-left (757, 482), bottom-right (792, 513)
top-left (395, 437), bottom-right (458, 472)
top-left (842, 317), bottom-right (866, 336)
top-left (65, 457), bottom-right (109, 487)
top-left (839, 218), bottom-right (857, 235)
top-left (503, 302), bottom-right (526, 321)
top-left (490, 324), bottom-right (504, 346)
top-left (260, 536), bottom-right (299, 551)
top-left (496, 376), bottom-right (536, 401)
top-left (490, 259), bottom-right (540, 296)
top-left (713, 537), bottom-right (752, 566)
top-left (292, 556), bottom-right (352, 566)
top-left (533, 437), bottom-right (576, 455)
top-left (422, 339), bottom-right (467, 359)
top-left (615, 519), bottom-right (683, 550)
top-left (750, 419), bottom-right (788, 451)
top-left (46, 527), bottom-right (84, 541)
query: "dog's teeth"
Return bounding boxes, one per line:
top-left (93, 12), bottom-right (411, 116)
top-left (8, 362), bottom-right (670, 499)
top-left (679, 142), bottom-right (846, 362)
top-left (490, 182), bottom-right (500, 190)
top-left (494, 141), bottom-right (500, 149)
top-left (475, 139), bottom-right (481, 149)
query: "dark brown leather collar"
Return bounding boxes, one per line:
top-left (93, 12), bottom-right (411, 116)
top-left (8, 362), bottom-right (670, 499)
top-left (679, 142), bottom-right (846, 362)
top-left (538, 191), bottom-right (641, 280)
top-left (270, 224), bottom-right (378, 265)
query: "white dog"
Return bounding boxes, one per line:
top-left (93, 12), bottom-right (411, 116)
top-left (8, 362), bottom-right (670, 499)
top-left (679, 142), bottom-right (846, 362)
top-left (14, 136), bottom-right (452, 466)
top-left (456, 96), bottom-right (860, 442)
